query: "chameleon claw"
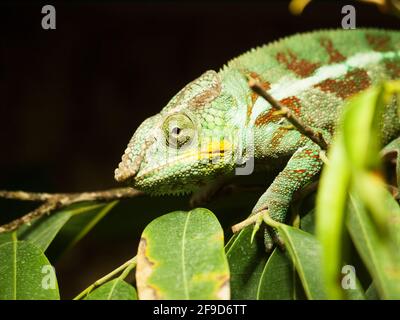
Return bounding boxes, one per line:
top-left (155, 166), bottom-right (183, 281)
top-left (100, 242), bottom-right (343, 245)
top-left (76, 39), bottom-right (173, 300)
top-left (262, 210), bottom-right (281, 228)
top-left (292, 212), bottom-right (301, 228)
top-left (261, 211), bottom-right (286, 251)
top-left (231, 210), bottom-right (263, 233)
top-left (250, 214), bottom-right (263, 243)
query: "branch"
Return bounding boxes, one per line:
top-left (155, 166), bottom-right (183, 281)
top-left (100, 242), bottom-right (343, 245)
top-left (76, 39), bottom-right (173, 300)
top-left (0, 187), bottom-right (144, 233)
top-left (248, 79), bottom-right (329, 151)
top-left (73, 256), bottom-right (137, 300)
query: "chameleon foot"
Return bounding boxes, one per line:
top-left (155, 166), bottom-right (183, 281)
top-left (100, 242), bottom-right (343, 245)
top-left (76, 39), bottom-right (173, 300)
top-left (263, 226), bottom-right (285, 252)
top-left (232, 209), bottom-right (285, 253)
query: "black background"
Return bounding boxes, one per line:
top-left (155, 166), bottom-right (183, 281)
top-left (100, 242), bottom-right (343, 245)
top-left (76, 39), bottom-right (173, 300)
top-left (0, 0), bottom-right (398, 298)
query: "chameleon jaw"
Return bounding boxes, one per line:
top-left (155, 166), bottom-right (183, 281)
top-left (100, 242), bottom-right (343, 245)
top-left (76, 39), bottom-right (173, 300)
top-left (114, 136), bottom-right (156, 183)
top-left (128, 141), bottom-right (235, 195)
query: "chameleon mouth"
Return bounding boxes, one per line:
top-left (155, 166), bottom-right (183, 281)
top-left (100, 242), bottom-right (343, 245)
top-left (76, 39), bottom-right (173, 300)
top-left (134, 140), bottom-right (233, 183)
top-left (114, 137), bottom-right (156, 183)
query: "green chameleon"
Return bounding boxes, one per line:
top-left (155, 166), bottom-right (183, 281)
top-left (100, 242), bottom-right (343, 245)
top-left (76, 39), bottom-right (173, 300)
top-left (115, 29), bottom-right (400, 251)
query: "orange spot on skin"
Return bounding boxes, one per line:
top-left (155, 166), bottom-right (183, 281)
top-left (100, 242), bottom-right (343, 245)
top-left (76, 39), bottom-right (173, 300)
top-left (319, 38), bottom-right (346, 63)
top-left (385, 61), bottom-right (400, 79)
top-left (303, 149), bottom-right (320, 159)
top-left (280, 96), bottom-right (302, 116)
top-left (249, 71), bottom-right (271, 104)
top-left (276, 50), bottom-right (319, 77)
top-left (366, 33), bottom-right (392, 52)
top-left (270, 127), bottom-right (288, 147)
top-left (254, 109), bottom-right (280, 126)
top-left (255, 96), bottom-right (302, 127)
top-left (315, 68), bottom-right (371, 99)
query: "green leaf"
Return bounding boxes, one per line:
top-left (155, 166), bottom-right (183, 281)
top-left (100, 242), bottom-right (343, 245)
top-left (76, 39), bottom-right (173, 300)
top-left (316, 133), bottom-right (350, 299)
top-left (257, 248), bottom-right (299, 300)
top-left (365, 282), bottom-right (379, 300)
top-left (85, 279), bottom-right (137, 300)
top-left (347, 196), bottom-right (400, 299)
top-left (277, 224), bottom-right (328, 299)
top-left (0, 239), bottom-right (60, 300)
top-left (343, 276), bottom-right (366, 300)
top-left (315, 83), bottom-right (400, 300)
top-left (46, 201), bottom-right (118, 259)
top-left (0, 232), bottom-right (13, 247)
top-left (61, 201), bottom-right (118, 251)
top-left (0, 202), bottom-right (110, 252)
top-left (300, 209), bottom-right (315, 235)
top-left (343, 84), bottom-right (399, 233)
top-left (18, 211), bottom-right (72, 251)
top-left (136, 208), bottom-right (230, 299)
top-left (342, 86), bottom-right (382, 170)
top-left (226, 226), bottom-right (268, 299)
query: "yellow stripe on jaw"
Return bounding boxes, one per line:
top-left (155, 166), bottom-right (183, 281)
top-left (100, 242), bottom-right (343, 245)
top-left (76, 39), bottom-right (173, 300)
top-left (180, 139), bottom-right (232, 160)
top-left (135, 139), bottom-right (233, 180)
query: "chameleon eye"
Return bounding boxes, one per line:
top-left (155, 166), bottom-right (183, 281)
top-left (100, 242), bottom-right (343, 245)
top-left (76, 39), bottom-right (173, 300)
top-left (171, 127), bottom-right (181, 135)
top-left (162, 113), bottom-right (194, 149)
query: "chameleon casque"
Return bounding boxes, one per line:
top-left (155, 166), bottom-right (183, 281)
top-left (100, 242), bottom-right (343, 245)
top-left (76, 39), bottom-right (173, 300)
top-left (115, 29), bottom-right (400, 250)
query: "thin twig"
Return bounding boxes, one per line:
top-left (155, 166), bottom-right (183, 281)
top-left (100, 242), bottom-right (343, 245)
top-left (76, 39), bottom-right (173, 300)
top-left (0, 187), bottom-right (144, 233)
top-left (0, 190), bottom-right (55, 201)
top-left (73, 256), bottom-right (137, 300)
top-left (249, 79), bottom-right (329, 151)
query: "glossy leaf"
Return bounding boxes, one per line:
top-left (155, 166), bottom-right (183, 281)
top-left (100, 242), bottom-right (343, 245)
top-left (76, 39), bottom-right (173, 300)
top-left (18, 211), bottom-right (72, 251)
top-left (61, 201), bottom-right (118, 251)
top-left (316, 133), bottom-right (350, 299)
top-left (342, 86), bottom-right (382, 170)
top-left (344, 84), bottom-right (399, 232)
top-left (342, 275), bottom-right (366, 300)
top-left (347, 196), bottom-right (400, 299)
top-left (46, 201), bottom-right (118, 259)
top-left (365, 283), bottom-right (379, 300)
top-left (85, 279), bottom-right (137, 300)
top-left (226, 226), bottom-right (268, 299)
top-left (0, 202), bottom-right (110, 252)
top-left (277, 224), bottom-right (328, 299)
top-left (257, 248), bottom-right (299, 300)
top-left (0, 239), bottom-right (59, 300)
top-left (300, 209), bottom-right (315, 235)
top-left (136, 208), bottom-right (230, 299)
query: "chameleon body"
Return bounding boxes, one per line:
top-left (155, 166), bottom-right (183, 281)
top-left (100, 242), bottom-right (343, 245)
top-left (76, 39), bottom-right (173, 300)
top-left (115, 29), bottom-right (400, 250)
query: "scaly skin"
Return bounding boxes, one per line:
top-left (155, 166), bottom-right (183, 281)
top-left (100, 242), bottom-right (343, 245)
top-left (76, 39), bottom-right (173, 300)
top-left (115, 29), bottom-right (400, 250)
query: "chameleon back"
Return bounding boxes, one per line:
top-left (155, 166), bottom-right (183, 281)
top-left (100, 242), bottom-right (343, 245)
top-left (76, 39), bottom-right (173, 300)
top-left (220, 29), bottom-right (400, 152)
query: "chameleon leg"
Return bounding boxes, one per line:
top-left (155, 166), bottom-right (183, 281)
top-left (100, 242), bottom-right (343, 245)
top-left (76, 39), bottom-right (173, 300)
top-left (252, 143), bottom-right (323, 251)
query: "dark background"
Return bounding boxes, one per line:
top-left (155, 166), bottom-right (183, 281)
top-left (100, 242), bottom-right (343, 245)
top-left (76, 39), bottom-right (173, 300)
top-left (0, 1), bottom-right (398, 298)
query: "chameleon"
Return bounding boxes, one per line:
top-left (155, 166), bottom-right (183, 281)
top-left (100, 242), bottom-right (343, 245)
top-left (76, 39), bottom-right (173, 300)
top-left (114, 29), bottom-right (400, 251)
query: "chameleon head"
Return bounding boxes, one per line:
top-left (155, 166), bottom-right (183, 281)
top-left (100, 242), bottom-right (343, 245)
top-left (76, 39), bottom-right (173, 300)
top-left (114, 70), bottom-right (240, 195)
